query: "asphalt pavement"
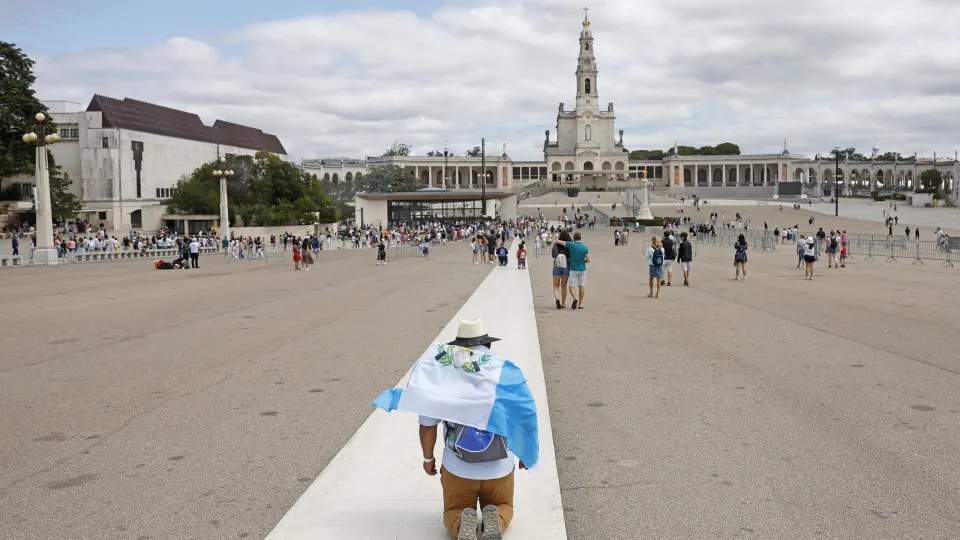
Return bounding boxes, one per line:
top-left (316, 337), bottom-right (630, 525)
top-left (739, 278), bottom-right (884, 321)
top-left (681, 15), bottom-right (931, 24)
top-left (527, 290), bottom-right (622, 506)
top-left (0, 244), bottom-right (488, 540)
top-left (532, 227), bottom-right (960, 539)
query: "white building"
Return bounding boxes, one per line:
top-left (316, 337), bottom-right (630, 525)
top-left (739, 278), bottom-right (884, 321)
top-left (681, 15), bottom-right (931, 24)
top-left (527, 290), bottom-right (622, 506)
top-left (302, 152), bottom-right (518, 191)
top-left (319, 11), bottom-right (959, 201)
top-left (21, 96), bottom-right (287, 231)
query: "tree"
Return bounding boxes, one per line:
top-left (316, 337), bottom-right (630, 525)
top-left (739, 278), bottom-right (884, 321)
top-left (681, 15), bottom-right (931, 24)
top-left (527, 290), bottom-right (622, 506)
top-left (167, 152), bottom-right (335, 226)
top-left (46, 151), bottom-right (83, 221)
top-left (628, 149), bottom-right (666, 160)
top-left (465, 146), bottom-right (482, 157)
top-left (355, 165), bottom-right (426, 193)
top-left (877, 151), bottom-right (903, 162)
top-left (829, 147), bottom-right (868, 161)
top-left (382, 142), bottom-right (411, 157)
top-left (919, 169), bottom-right (942, 192)
top-left (0, 42), bottom-right (47, 191)
top-left (714, 142), bottom-right (741, 155)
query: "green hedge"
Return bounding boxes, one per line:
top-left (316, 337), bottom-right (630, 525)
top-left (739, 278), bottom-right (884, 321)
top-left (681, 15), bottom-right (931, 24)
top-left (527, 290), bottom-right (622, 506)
top-left (870, 192), bottom-right (909, 202)
top-left (608, 216), bottom-right (679, 226)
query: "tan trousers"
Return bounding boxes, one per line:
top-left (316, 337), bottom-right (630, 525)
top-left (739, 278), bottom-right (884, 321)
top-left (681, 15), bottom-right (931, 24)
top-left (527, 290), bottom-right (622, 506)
top-left (440, 466), bottom-right (515, 538)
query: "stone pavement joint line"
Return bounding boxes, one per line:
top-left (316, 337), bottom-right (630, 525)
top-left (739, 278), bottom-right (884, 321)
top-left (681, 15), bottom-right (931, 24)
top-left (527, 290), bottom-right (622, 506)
top-left (266, 245), bottom-right (567, 540)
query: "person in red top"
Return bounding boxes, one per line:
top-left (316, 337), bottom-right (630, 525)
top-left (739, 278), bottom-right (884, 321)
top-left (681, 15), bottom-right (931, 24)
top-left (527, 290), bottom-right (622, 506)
top-left (292, 244), bottom-right (302, 270)
top-left (516, 242), bottom-right (527, 269)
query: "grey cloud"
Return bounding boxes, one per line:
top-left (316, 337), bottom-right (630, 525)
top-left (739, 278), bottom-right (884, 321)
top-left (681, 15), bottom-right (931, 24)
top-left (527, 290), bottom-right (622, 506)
top-left (25, 0), bottom-right (960, 161)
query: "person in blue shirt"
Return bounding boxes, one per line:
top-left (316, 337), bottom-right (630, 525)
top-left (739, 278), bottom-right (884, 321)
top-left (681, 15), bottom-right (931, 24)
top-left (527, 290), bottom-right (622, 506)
top-left (554, 231), bottom-right (590, 309)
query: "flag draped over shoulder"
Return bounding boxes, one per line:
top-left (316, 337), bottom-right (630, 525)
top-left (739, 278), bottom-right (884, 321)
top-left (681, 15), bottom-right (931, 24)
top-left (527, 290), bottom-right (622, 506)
top-left (372, 343), bottom-right (539, 469)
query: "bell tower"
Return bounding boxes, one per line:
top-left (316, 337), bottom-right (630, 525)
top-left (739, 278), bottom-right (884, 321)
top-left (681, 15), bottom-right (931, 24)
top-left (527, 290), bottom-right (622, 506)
top-left (575, 7), bottom-right (599, 112)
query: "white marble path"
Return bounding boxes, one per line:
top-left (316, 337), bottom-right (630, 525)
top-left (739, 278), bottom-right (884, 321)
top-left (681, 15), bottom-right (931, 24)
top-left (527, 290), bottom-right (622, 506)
top-left (265, 245), bottom-right (567, 539)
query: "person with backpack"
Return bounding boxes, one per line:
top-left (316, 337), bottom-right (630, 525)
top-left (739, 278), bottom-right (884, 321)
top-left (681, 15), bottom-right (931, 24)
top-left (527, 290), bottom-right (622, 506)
top-left (661, 231), bottom-right (676, 287)
top-left (376, 242), bottom-right (387, 266)
top-left (827, 230), bottom-right (839, 268)
top-left (803, 236), bottom-right (817, 280)
top-left (554, 231), bottom-right (591, 310)
top-left (516, 242), bottom-right (527, 269)
top-left (388, 319), bottom-right (533, 540)
top-left (551, 231), bottom-right (571, 309)
top-left (734, 234), bottom-right (748, 280)
top-left (646, 236), bottom-right (664, 298)
top-left (677, 232), bottom-right (693, 286)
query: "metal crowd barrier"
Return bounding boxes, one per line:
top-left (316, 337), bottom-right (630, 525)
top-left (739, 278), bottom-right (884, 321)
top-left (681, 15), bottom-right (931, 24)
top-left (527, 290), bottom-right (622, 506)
top-left (845, 238), bottom-right (958, 267)
top-left (695, 231), bottom-right (959, 268)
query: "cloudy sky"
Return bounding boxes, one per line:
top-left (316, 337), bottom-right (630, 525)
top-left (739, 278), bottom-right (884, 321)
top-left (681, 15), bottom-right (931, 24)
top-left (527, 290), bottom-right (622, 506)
top-left (3, 0), bottom-right (958, 161)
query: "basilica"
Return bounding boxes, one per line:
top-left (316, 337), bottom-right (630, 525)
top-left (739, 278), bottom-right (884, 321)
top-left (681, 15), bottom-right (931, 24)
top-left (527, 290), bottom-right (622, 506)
top-left (308, 11), bottom-right (958, 200)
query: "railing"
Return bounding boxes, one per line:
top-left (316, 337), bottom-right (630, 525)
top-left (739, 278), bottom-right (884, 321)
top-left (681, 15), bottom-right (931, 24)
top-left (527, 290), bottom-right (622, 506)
top-left (694, 231), bottom-right (959, 268)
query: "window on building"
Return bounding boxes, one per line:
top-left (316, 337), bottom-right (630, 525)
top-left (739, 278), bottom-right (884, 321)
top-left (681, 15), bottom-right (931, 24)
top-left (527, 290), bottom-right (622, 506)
top-left (60, 129), bottom-right (70, 138)
top-left (156, 188), bottom-right (161, 198)
top-left (102, 137), bottom-right (109, 148)
top-left (131, 141), bottom-right (144, 198)
top-left (585, 124), bottom-right (592, 141)
top-left (513, 167), bottom-right (521, 178)
top-left (98, 211), bottom-right (107, 220)
top-left (70, 129), bottom-right (79, 138)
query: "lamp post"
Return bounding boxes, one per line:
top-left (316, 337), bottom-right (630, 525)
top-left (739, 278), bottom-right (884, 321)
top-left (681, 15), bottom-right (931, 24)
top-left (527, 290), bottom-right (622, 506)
top-left (833, 147), bottom-right (840, 217)
top-left (212, 157), bottom-right (234, 241)
top-left (22, 113), bottom-right (61, 265)
top-left (480, 138), bottom-right (487, 216)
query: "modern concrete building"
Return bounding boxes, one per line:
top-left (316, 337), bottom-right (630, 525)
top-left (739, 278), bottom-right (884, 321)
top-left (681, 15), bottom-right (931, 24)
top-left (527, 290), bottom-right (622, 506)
top-left (354, 190), bottom-right (518, 228)
top-left (13, 96), bottom-right (288, 231)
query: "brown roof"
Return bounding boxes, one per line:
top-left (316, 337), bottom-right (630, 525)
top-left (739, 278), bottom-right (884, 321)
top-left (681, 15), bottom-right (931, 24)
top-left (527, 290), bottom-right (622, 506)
top-left (86, 95), bottom-right (287, 155)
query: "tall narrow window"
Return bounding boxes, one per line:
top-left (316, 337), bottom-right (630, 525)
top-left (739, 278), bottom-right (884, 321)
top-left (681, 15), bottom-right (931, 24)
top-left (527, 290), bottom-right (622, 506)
top-left (585, 124), bottom-right (592, 141)
top-left (132, 141), bottom-right (144, 198)
top-left (584, 78), bottom-right (591, 94)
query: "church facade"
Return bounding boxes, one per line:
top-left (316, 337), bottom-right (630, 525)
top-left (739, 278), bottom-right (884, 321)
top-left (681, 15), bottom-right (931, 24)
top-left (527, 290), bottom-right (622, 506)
top-left (318, 12), bottom-right (958, 202)
top-left (543, 12), bottom-right (629, 190)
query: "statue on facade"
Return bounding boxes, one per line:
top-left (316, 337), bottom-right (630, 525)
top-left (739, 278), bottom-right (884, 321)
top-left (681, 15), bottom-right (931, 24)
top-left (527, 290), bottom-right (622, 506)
top-left (607, 102), bottom-right (614, 112)
top-left (619, 129), bottom-right (624, 146)
top-left (558, 102), bottom-right (564, 113)
top-left (545, 130), bottom-right (550, 144)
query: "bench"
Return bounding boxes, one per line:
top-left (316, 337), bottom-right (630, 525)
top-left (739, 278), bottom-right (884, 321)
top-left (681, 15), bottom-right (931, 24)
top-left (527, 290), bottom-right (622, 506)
top-left (1, 257), bottom-right (22, 267)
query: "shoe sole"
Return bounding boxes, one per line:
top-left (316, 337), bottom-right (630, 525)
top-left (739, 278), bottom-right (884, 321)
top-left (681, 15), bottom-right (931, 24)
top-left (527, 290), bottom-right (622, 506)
top-left (459, 508), bottom-right (479, 540)
top-left (481, 505), bottom-right (503, 540)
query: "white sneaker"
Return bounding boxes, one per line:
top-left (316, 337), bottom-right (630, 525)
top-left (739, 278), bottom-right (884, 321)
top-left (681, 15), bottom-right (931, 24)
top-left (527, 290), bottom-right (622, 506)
top-left (734, 277), bottom-right (739, 281)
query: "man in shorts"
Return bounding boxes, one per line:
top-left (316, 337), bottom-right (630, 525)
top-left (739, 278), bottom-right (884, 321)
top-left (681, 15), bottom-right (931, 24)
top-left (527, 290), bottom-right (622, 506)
top-left (661, 231), bottom-right (676, 286)
top-left (677, 232), bottom-right (693, 286)
top-left (555, 232), bottom-right (590, 310)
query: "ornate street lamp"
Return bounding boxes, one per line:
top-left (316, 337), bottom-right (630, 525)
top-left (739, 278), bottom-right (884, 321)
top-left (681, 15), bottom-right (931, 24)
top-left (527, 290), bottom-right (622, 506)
top-left (833, 147), bottom-right (841, 217)
top-left (22, 112), bottom-right (61, 265)
top-left (212, 157), bottom-right (235, 241)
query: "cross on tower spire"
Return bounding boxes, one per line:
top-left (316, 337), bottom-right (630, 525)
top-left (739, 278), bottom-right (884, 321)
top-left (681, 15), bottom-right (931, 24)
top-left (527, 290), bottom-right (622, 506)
top-left (583, 6), bottom-right (589, 21)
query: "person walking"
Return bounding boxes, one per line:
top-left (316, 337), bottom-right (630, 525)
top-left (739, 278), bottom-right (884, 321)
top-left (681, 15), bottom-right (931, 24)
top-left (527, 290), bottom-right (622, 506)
top-left (555, 231), bottom-right (590, 310)
top-left (292, 243), bottom-right (302, 270)
top-left (221, 236), bottom-right (229, 259)
top-left (802, 236), bottom-right (817, 280)
top-left (188, 237), bottom-right (200, 268)
top-left (796, 233), bottom-right (806, 269)
top-left (734, 234), bottom-right (748, 280)
top-left (11, 235), bottom-right (19, 257)
top-left (661, 231), bottom-right (676, 286)
top-left (646, 236), bottom-right (664, 298)
top-left (827, 231), bottom-right (838, 268)
top-left (551, 231), bottom-right (571, 309)
top-left (677, 232), bottom-right (693, 286)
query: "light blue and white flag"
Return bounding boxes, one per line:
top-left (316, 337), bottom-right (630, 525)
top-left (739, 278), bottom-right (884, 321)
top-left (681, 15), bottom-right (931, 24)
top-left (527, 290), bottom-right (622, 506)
top-left (372, 343), bottom-right (539, 469)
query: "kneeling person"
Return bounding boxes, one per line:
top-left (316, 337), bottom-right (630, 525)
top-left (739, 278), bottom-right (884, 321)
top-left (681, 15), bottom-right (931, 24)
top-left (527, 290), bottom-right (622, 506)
top-left (419, 323), bottom-right (526, 540)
